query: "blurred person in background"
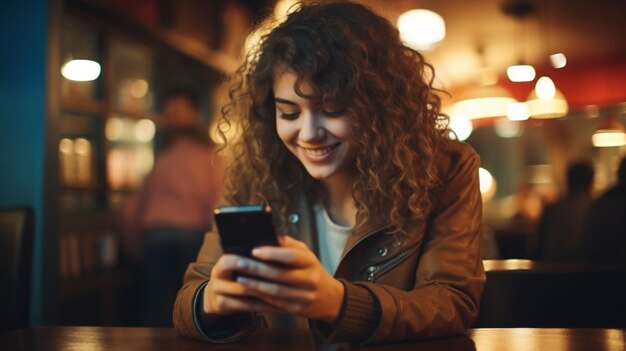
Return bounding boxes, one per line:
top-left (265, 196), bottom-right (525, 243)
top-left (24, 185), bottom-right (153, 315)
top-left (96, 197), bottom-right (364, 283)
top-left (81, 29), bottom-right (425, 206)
top-left (535, 161), bottom-right (595, 262)
top-left (122, 88), bottom-right (225, 326)
top-left (584, 156), bottom-right (626, 269)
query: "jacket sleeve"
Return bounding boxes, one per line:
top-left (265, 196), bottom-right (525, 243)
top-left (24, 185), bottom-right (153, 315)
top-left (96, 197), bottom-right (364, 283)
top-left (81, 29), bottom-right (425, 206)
top-left (172, 230), bottom-right (260, 342)
top-left (315, 144), bottom-right (486, 344)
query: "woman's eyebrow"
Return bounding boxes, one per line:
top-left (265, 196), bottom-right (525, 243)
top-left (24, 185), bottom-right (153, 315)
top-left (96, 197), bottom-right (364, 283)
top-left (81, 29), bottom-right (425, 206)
top-left (274, 97), bottom-right (298, 106)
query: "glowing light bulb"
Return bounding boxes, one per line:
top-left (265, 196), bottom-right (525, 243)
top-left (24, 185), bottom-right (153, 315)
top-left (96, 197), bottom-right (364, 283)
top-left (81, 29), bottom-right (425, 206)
top-left (61, 59), bottom-right (101, 81)
top-left (535, 76), bottom-right (556, 99)
top-left (134, 119), bottom-right (156, 142)
top-left (478, 167), bottom-right (497, 201)
top-left (507, 64), bottom-right (536, 82)
top-left (397, 9), bottom-right (446, 51)
top-left (448, 115), bottom-right (473, 141)
top-left (550, 53), bottom-right (567, 69)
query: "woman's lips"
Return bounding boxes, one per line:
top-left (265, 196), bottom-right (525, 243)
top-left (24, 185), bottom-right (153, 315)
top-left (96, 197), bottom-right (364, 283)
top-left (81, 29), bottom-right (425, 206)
top-left (299, 143), bottom-right (340, 160)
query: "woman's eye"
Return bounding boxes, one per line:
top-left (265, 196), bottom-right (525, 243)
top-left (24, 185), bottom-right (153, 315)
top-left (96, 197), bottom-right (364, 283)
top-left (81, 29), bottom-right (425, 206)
top-left (279, 111), bottom-right (300, 120)
top-left (323, 109), bottom-right (345, 118)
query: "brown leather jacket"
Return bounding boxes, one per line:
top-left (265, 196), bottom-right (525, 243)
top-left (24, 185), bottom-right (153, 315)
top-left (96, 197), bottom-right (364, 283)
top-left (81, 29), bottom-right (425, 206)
top-left (173, 141), bottom-right (485, 345)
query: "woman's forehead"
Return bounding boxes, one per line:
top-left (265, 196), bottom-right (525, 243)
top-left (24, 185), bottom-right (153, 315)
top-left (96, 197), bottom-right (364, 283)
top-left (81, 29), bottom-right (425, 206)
top-left (271, 64), bottom-right (345, 105)
top-left (273, 69), bottom-right (314, 97)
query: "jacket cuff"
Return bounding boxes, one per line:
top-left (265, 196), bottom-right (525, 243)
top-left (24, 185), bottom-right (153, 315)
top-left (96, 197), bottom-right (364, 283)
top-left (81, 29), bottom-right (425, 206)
top-left (310, 279), bottom-right (381, 344)
top-left (192, 283), bottom-right (260, 343)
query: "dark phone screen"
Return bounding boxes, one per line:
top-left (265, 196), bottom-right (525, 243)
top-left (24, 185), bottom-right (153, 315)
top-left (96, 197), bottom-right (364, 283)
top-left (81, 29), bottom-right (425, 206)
top-left (214, 204), bottom-right (278, 258)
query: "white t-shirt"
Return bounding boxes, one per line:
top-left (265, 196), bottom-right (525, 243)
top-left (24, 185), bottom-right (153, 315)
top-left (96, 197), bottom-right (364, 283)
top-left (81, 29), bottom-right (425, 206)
top-left (314, 204), bottom-right (352, 274)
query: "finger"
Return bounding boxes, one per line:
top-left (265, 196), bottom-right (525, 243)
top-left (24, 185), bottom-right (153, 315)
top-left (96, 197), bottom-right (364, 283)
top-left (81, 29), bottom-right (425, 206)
top-left (213, 254), bottom-right (246, 279)
top-left (251, 246), bottom-right (314, 268)
top-left (257, 295), bottom-right (306, 315)
top-left (211, 278), bottom-right (255, 297)
top-left (213, 295), bottom-right (285, 314)
top-left (237, 276), bottom-right (314, 304)
top-left (235, 258), bottom-right (314, 287)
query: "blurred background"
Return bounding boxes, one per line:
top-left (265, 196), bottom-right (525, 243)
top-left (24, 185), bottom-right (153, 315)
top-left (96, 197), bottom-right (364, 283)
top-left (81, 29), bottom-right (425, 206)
top-left (0, 0), bottom-right (624, 329)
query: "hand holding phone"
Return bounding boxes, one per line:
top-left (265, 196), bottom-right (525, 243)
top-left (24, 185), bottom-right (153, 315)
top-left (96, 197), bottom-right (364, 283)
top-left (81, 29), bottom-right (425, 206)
top-left (207, 204), bottom-right (284, 312)
top-left (214, 204), bottom-right (279, 258)
top-left (207, 206), bottom-right (344, 323)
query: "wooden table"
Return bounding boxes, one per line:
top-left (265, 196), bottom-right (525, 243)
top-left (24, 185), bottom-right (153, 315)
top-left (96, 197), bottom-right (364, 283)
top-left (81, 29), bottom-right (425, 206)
top-left (0, 327), bottom-right (624, 351)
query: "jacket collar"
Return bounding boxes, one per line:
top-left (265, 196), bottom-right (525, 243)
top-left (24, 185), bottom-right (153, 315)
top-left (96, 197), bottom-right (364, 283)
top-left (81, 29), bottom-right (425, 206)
top-left (284, 190), bottom-right (394, 261)
top-left (339, 217), bottom-right (393, 260)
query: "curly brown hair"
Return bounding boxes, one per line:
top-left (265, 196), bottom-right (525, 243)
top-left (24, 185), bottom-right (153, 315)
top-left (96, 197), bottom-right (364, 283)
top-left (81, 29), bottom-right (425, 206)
top-left (219, 1), bottom-right (452, 234)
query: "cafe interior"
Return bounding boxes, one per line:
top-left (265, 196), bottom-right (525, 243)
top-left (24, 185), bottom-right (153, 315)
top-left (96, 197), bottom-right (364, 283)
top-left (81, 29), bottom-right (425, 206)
top-left (1, 0), bottom-right (625, 349)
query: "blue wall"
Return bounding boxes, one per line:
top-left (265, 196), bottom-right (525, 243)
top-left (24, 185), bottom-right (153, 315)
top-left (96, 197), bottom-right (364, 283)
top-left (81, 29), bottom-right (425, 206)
top-left (0, 0), bottom-right (49, 325)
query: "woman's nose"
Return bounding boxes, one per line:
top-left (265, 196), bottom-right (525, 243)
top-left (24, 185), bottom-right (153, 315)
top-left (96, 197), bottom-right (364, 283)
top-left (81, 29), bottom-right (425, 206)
top-left (298, 111), bottom-right (324, 142)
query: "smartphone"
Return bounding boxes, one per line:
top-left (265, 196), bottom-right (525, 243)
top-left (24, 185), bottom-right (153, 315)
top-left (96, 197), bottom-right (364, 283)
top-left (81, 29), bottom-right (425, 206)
top-left (214, 204), bottom-right (279, 258)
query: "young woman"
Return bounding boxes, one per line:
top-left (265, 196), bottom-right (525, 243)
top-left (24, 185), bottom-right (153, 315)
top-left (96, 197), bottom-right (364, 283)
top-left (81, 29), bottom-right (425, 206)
top-left (173, 1), bottom-right (485, 345)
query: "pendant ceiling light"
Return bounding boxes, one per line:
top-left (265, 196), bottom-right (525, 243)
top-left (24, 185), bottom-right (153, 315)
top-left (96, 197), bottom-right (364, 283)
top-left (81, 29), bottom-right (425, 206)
top-left (527, 76), bottom-right (568, 119)
top-left (448, 114), bottom-right (473, 141)
top-left (449, 63), bottom-right (516, 120)
top-left (591, 115), bottom-right (626, 147)
top-left (545, 0), bottom-right (567, 69)
top-left (452, 84), bottom-right (516, 120)
top-left (507, 64), bottom-right (536, 83)
top-left (502, 0), bottom-right (536, 83)
top-left (550, 53), bottom-right (567, 69)
top-left (61, 59), bottom-right (101, 81)
top-left (397, 9), bottom-right (446, 51)
top-left (507, 102), bottom-right (530, 121)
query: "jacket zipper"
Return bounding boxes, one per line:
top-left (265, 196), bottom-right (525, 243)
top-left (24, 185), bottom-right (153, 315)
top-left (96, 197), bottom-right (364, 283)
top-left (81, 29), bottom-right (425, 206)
top-left (338, 224), bottom-right (389, 264)
top-left (366, 245), bottom-right (419, 282)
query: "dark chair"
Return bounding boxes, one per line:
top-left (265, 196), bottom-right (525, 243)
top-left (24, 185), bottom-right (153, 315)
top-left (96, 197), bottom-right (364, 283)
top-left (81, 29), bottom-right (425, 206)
top-left (475, 260), bottom-right (626, 328)
top-left (0, 207), bottom-right (34, 333)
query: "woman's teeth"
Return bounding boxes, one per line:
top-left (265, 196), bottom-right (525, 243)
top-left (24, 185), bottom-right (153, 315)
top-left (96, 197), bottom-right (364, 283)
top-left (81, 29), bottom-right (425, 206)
top-left (302, 144), bottom-right (338, 156)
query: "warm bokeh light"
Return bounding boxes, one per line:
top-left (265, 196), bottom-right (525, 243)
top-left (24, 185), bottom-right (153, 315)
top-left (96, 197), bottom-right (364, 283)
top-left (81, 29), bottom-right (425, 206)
top-left (550, 52), bottom-right (567, 69)
top-left (59, 138), bottom-right (73, 154)
top-left (107, 149), bottom-right (129, 189)
top-left (73, 138), bottom-right (93, 186)
top-left (274, 0), bottom-right (300, 22)
top-left (73, 138), bottom-right (91, 155)
top-left (105, 118), bottom-right (125, 141)
top-left (506, 64), bottom-right (536, 82)
top-left (130, 79), bottom-right (149, 98)
top-left (527, 77), bottom-right (568, 119)
top-left (59, 138), bottom-right (74, 185)
top-left (478, 167), bottom-right (497, 201)
top-left (134, 119), bottom-right (156, 142)
top-left (535, 76), bottom-right (556, 99)
top-left (494, 118), bottom-right (523, 138)
top-left (592, 131), bottom-right (626, 147)
top-left (507, 102), bottom-right (530, 121)
top-left (448, 114), bottom-right (473, 141)
top-left (61, 59), bottom-right (101, 81)
top-left (592, 115), bottom-right (626, 147)
top-left (450, 77), bottom-right (517, 120)
top-left (397, 9), bottom-right (445, 51)
top-left (452, 96), bottom-right (517, 120)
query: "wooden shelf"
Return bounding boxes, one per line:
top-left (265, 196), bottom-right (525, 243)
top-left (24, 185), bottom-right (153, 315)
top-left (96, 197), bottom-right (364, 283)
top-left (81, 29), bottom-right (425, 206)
top-left (66, 0), bottom-right (238, 75)
top-left (53, 0), bottom-right (236, 327)
top-left (61, 184), bottom-right (101, 191)
top-left (61, 97), bottom-right (106, 115)
top-left (60, 210), bottom-right (119, 231)
top-left (62, 97), bottom-right (164, 124)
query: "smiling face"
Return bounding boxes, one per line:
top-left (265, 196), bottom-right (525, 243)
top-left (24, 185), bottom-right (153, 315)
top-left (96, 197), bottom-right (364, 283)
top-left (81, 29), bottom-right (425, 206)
top-left (274, 70), bottom-right (357, 185)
